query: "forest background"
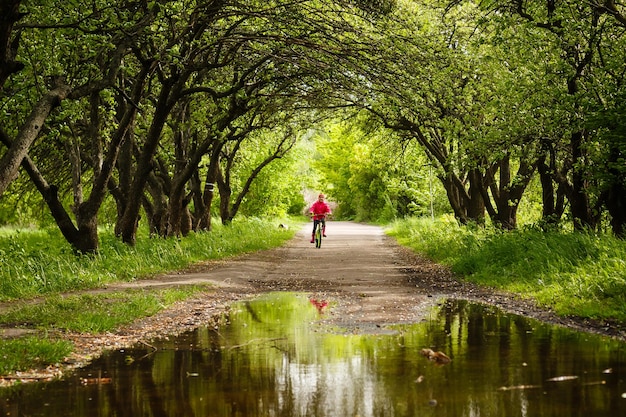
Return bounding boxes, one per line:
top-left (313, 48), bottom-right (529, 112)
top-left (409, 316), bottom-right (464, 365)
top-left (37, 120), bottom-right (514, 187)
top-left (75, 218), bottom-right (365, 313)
top-left (1, 0), bottom-right (626, 375)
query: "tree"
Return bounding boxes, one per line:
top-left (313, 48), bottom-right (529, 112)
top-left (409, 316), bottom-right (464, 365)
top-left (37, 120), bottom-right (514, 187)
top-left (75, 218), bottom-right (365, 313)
top-left (216, 121), bottom-right (298, 223)
top-left (0, 78), bottom-right (71, 195)
top-left (314, 115), bottom-right (445, 222)
top-left (343, 3), bottom-right (496, 225)
top-left (0, 0), bottom-right (23, 89)
top-left (340, 0), bottom-right (626, 232)
top-left (0, 1), bottom-right (157, 252)
top-left (2, 0), bottom-right (391, 250)
top-left (462, 0), bottom-right (626, 233)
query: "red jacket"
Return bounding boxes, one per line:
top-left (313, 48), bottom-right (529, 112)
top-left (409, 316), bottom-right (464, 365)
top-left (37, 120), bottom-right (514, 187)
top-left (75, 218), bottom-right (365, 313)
top-left (310, 201), bottom-right (331, 220)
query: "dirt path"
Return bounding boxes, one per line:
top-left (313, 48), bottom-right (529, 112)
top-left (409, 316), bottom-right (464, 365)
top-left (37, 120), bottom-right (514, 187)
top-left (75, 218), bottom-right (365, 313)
top-left (5, 221), bottom-right (626, 382)
top-left (88, 221), bottom-right (626, 339)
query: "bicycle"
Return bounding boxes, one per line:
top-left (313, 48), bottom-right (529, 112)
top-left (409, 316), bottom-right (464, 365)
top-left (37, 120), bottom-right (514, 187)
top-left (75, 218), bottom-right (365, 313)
top-left (310, 214), bottom-right (328, 248)
top-left (313, 218), bottom-right (323, 248)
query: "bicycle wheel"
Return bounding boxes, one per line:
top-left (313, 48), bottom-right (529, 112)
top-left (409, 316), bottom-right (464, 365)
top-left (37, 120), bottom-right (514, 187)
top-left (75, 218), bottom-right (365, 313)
top-left (315, 223), bottom-right (322, 248)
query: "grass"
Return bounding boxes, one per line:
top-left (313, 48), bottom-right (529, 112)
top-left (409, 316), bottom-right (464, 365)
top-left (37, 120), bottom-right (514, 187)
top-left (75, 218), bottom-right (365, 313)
top-left (0, 338), bottom-right (73, 375)
top-left (0, 217), bottom-right (299, 301)
top-left (387, 215), bottom-right (626, 322)
top-left (0, 216), bottom-right (302, 377)
top-left (0, 286), bottom-right (208, 333)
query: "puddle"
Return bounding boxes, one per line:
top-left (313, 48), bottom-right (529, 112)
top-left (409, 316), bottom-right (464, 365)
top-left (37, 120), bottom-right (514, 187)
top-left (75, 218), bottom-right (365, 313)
top-left (1, 293), bottom-right (625, 416)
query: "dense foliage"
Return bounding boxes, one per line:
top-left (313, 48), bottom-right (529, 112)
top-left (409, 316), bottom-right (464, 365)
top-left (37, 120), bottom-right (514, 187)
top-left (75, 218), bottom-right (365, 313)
top-left (312, 115), bottom-right (450, 222)
top-left (344, 1), bottom-right (626, 233)
top-left (0, 0), bottom-right (382, 252)
top-left (1, 0), bottom-right (626, 247)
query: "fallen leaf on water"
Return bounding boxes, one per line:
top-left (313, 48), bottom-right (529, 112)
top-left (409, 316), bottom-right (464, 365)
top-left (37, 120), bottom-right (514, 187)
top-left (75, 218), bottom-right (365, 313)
top-left (546, 375), bottom-right (578, 382)
top-left (497, 385), bottom-right (541, 391)
top-left (582, 381), bottom-right (606, 386)
top-left (420, 348), bottom-right (451, 365)
top-left (80, 377), bottom-right (112, 385)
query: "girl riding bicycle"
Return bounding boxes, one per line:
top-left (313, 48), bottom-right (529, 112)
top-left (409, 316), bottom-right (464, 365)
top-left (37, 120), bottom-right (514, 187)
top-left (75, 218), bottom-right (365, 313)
top-left (309, 193), bottom-right (331, 243)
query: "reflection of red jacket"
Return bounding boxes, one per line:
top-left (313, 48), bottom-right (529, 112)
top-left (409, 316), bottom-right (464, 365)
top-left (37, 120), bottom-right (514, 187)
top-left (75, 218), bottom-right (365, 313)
top-left (310, 201), bottom-right (331, 220)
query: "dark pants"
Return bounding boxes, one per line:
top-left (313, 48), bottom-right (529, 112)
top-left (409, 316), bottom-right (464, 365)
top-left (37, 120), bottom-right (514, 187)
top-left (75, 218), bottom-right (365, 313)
top-left (312, 218), bottom-right (326, 235)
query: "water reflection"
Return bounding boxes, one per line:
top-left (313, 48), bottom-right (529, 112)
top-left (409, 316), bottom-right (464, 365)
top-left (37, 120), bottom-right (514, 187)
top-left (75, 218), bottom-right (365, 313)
top-left (1, 293), bottom-right (625, 416)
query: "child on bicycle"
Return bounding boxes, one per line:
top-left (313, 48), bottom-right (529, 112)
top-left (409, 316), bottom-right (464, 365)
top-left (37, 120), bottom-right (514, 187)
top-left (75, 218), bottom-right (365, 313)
top-left (309, 193), bottom-right (332, 243)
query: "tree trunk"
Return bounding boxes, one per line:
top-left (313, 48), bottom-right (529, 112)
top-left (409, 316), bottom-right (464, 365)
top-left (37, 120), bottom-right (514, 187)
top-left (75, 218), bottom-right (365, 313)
top-left (437, 169), bottom-right (485, 226)
top-left (537, 159), bottom-right (559, 224)
top-left (118, 80), bottom-right (176, 245)
top-left (113, 129), bottom-right (133, 236)
top-left (570, 130), bottom-right (595, 230)
top-left (605, 145), bottom-right (626, 238)
top-left (164, 102), bottom-right (196, 238)
top-left (75, 206), bottom-right (99, 253)
top-left (21, 155), bottom-right (98, 252)
top-left (68, 67), bottom-right (147, 252)
top-left (0, 0), bottom-right (24, 88)
top-left (190, 172), bottom-right (206, 231)
top-left (483, 156), bottom-right (536, 230)
top-left (180, 194), bottom-right (193, 236)
top-left (467, 169), bottom-right (486, 225)
top-left (216, 165), bottom-right (233, 224)
top-left (440, 174), bottom-right (469, 224)
top-left (538, 141), bottom-right (570, 226)
top-left (0, 81), bottom-right (71, 195)
top-left (0, 129), bottom-right (99, 253)
top-left (112, 65), bottom-right (154, 237)
top-left (167, 186), bottom-right (185, 237)
top-left (195, 142), bottom-right (224, 230)
top-left (142, 170), bottom-right (169, 237)
top-left (607, 186), bottom-right (626, 238)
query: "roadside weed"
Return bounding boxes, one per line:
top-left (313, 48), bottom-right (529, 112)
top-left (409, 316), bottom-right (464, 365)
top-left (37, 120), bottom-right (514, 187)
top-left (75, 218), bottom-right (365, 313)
top-left (0, 217), bottom-right (298, 301)
top-left (387, 217), bottom-right (626, 322)
top-left (0, 337), bottom-right (73, 375)
top-left (0, 287), bottom-right (209, 333)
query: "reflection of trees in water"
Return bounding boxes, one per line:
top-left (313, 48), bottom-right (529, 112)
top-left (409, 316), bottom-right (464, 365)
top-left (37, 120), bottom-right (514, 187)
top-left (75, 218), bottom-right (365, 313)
top-left (429, 299), bottom-right (626, 416)
top-left (4, 294), bottom-right (625, 416)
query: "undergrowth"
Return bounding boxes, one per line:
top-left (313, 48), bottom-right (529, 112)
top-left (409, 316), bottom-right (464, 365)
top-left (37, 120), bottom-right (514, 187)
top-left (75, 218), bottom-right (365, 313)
top-left (387, 216), bottom-right (626, 322)
top-left (0, 338), bottom-right (73, 375)
top-left (0, 217), bottom-right (298, 301)
top-left (0, 286), bottom-right (207, 333)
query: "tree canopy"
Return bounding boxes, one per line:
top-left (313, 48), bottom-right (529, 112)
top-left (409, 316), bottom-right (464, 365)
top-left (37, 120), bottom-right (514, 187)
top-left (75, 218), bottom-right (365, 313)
top-left (1, 0), bottom-right (626, 253)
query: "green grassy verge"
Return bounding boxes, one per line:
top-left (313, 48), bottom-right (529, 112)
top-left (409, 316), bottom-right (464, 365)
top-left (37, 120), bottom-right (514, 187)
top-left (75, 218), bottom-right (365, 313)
top-left (0, 287), bottom-right (207, 333)
top-left (0, 217), bottom-right (299, 301)
top-left (387, 216), bottom-right (626, 322)
top-left (0, 217), bottom-right (302, 377)
top-left (0, 338), bottom-right (73, 375)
